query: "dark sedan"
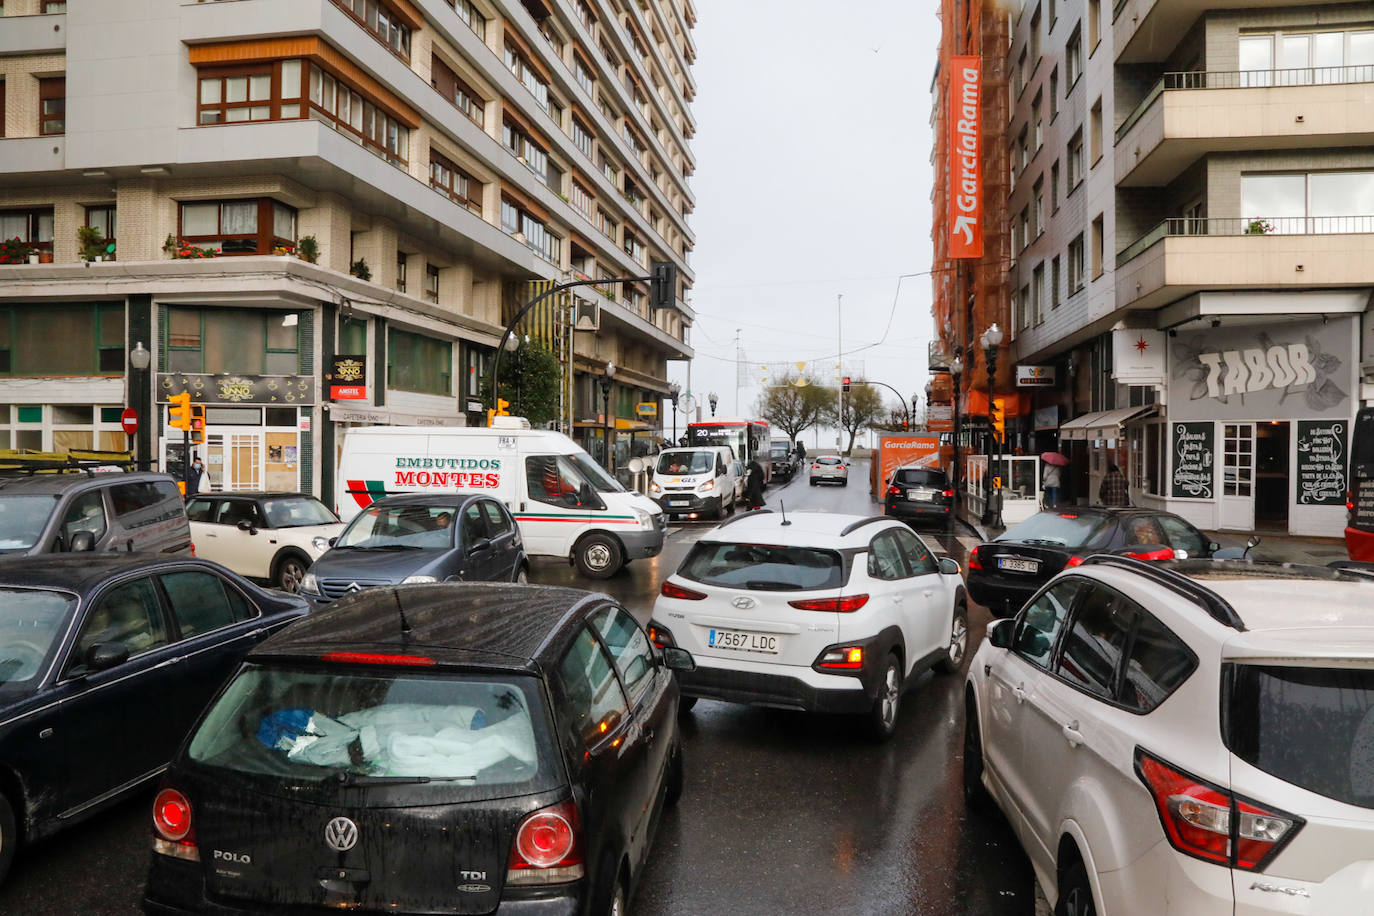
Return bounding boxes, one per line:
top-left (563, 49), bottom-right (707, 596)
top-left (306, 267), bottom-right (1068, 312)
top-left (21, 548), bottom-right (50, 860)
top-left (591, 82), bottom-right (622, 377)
top-left (143, 583), bottom-right (694, 915)
top-left (883, 467), bottom-right (954, 527)
top-left (0, 555), bottom-right (307, 883)
top-left (966, 507), bottom-right (1218, 616)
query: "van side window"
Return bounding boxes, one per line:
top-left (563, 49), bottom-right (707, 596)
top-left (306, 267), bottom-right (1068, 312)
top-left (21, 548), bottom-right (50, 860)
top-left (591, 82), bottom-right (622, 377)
top-left (110, 481), bottom-right (182, 530)
top-left (527, 456), bottom-right (583, 508)
top-left (61, 491), bottom-right (108, 546)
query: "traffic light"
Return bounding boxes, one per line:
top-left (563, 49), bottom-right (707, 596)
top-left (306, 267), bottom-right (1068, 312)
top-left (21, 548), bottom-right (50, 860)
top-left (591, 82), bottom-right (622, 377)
top-left (168, 392), bottom-right (192, 431)
top-left (650, 261), bottom-right (677, 310)
top-left (190, 405), bottom-right (206, 446)
top-left (486, 398), bottom-right (511, 427)
top-left (842, 376), bottom-right (851, 392)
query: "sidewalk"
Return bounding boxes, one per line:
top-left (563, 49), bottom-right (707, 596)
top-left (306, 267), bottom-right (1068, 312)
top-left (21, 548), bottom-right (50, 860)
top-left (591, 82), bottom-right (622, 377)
top-left (955, 502), bottom-right (1347, 566)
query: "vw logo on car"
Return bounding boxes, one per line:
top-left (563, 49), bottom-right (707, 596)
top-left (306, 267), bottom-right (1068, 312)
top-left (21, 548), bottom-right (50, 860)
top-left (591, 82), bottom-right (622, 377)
top-left (323, 816), bottom-right (359, 852)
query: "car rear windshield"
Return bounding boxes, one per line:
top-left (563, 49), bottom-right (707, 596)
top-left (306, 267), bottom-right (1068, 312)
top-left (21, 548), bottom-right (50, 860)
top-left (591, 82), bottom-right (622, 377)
top-left (678, 542), bottom-right (845, 591)
top-left (998, 511), bottom-right (1110, 548)
top-left (816, 457), bottom-right (841, 466)
top-left (658, 451), bottom-right (714, 475)
top-left (188, 665), bottom-right (559, 799)
top-left (895, 469), bottom-right (946, 487)
top-left (1225, 663), bottom-right (1374, 809)
top-left (0, 588), bottom-right (77, 689)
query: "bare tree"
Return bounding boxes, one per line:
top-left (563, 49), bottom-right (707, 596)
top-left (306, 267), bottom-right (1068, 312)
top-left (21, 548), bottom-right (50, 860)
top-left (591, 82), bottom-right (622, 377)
top-left (824, 383), bottom-right (885, 454)
top-left (754, 375), bottom-right (833, 445)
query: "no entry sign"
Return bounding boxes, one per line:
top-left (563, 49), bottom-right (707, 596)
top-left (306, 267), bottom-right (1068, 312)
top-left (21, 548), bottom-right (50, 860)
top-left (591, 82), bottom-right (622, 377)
top-left (120, 408), bottom-right (138, 435)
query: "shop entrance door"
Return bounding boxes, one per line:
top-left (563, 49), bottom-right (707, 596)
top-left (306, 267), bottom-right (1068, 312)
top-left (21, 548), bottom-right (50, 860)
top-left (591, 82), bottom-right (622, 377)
top-left (1255, 422), bottom-right (1290, 530)
top-left (204, 433), bottom-right (262, 492)
top-left (1220, 423), bottom-right (1255, 531)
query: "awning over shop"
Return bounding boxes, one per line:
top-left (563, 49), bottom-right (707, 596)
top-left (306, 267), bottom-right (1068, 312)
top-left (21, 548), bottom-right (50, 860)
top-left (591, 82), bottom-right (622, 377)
top-left (1059, 405), bottom-right (1156, 441)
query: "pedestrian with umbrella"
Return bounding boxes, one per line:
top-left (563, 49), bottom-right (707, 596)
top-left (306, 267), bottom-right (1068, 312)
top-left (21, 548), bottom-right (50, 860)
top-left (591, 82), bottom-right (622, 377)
top-left (1041, 451), bottom-right (1067, 508)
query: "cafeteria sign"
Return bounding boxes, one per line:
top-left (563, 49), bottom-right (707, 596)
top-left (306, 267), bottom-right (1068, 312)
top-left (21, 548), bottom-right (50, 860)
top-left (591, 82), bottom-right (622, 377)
top-left (1016, 365), bottom-right (1056, 387)
top-left (328, 354), bottom-right (367, 400)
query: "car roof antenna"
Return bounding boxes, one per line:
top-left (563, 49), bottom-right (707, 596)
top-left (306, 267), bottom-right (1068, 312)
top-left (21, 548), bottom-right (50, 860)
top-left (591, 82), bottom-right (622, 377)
top-left (779, 500), bottom-right (790, 526)
top-left (393, 590), bottom-right (413, 636)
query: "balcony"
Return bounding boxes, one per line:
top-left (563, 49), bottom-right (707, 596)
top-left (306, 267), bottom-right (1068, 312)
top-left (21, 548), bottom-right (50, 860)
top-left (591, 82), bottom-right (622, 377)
top-left (1115, 216), bottom-right (1374, 309)
top-left (1114, 0), bottom-right (1298, 64)
top-left (0, 9), bottom-right (65, 55)
top-left (1116, 67), bottom-right (1374, 187)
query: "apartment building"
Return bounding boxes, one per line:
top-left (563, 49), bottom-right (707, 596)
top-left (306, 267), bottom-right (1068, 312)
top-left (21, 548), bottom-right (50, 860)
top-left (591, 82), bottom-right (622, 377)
top-left (0, 0), bottom-right (695, 505)
top-left (997, 0), bottom-right (1371, 537)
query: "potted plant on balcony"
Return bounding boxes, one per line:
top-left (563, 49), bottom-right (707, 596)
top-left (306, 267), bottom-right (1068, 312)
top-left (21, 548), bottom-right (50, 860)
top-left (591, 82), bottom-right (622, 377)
top-left (273, 243), bottom-right (296, 257)
top-left (1245, 218), bottom-right (1275, 235)
top-left (350, 258), bottom-right (372, 281)
top-left (77, 225), bottom-right (106, 262)
top-left (297, 235), bottom-right (319, 264)
top-left (0, 238), bottom-right (35, 265)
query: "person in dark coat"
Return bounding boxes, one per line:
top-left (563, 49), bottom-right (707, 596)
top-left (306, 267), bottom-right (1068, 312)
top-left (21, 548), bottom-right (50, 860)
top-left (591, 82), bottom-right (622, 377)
top-left (744, 458), bottom-right (766, 510)
top-left (187, 454), bottom-right (205, 494)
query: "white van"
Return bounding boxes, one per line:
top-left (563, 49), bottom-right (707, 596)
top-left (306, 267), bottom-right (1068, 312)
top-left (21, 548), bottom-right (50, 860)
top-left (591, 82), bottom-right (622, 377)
top-left (649, 446), bottom-right (739, 520)
top-left (336, 422), bottom-right (665, 578)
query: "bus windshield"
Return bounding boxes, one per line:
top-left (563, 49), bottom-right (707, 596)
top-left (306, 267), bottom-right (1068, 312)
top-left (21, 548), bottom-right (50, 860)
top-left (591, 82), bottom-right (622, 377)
top-left (688, 424), bottom-right (746, 460)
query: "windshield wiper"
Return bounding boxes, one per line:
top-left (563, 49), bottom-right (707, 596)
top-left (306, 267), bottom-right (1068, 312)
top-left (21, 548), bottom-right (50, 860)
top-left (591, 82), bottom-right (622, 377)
top-left (333, 771), bottom-right (473, 786)
top-left (352, 544), bottom-right (422, 551)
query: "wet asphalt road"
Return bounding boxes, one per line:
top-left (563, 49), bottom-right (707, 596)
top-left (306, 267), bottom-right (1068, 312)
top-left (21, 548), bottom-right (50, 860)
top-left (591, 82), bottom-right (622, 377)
top-left (0, 459), bottom-right (1035, 915)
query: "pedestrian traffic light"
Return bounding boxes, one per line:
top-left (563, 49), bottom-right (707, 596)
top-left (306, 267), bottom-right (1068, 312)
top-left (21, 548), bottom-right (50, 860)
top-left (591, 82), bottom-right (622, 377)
top-left (190, 404), bottom-right (206, 446)
top-left (650, 261), bottom-right (677, 310)
top-left (168, 392), bottom-right (192, 431)
top-left (842, 376), bottom-right (851, 392)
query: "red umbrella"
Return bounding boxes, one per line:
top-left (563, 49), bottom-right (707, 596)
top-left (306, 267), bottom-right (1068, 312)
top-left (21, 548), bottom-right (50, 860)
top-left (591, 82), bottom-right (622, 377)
top-left (1041, 451), bottom-right (1069, 466)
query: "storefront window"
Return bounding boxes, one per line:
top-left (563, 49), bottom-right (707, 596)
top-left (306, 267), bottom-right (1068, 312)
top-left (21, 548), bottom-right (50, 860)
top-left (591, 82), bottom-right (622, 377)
top-left (387, 328), bottom-right (451, 395)
top-left (167, 307), bottom-right (300, 375)
top-left (339, 316), bottom-right (368, 354)
top-left (0, 303), bottom-right (123, 376)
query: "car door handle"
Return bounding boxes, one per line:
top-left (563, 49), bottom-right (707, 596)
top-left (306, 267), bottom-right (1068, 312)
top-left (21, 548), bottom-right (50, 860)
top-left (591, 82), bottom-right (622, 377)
top-left (1012, 686), bottom-right (1026, 704)
top-left (1061, 721), bottom-right (1083, 748)
top-left (248, 628), bottom-right (267, 640)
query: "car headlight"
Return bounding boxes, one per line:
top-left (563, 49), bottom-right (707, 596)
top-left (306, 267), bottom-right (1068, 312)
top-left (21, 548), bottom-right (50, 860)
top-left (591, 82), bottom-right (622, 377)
top-left (401, 575), bottom-right (438, 584)
top-left (300, 572), bottom-right (318, 594)
top-left (699, 479), bottom-right (715, 492)
top-left (311, 535), bottom-right (330, 553)
top-left (632, 507), bottom-right (654, 527)
top-left (649, 480), bottom-right (661, 494)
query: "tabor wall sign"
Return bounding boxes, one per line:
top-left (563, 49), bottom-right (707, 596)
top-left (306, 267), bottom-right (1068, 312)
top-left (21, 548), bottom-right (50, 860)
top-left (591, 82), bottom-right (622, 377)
top-left (1016, 365), bottom-right (1056, 387)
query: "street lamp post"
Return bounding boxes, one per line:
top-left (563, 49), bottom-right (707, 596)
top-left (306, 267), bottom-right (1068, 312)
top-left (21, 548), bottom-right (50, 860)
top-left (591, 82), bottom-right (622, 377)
top-left (128, 341), bottom-right (152, 471)
top-left (708, 391), bottom-right (718, 417)
top-left (910, 394), bottom-right (920, 430)
top-left (599, 362), bottom-right (616, 471)
top-left (981, 323), bottom-right (1005, 529)
top-left (951, 354), bottom-right (963, 521)
top-left (668, 380), bottom-right (681, 444)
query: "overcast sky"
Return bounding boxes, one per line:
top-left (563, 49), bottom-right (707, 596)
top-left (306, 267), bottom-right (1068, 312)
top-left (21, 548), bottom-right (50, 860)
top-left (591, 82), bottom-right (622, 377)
top-left (670, 0), bottom-right (937, 445)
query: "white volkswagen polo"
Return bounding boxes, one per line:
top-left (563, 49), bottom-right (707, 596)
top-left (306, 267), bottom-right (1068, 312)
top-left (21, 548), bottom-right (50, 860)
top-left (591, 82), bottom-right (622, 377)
top-left (649, 510), bottom-right (968, 740)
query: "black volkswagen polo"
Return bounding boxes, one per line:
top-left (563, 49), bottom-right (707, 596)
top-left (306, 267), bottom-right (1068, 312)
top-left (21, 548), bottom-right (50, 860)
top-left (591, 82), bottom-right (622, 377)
top-left (965, 507), bottom-right (1218, 616)
top-left (0, 555), bottom-right (307, 884)
top-left (142, 583), bottom-right (693, 916)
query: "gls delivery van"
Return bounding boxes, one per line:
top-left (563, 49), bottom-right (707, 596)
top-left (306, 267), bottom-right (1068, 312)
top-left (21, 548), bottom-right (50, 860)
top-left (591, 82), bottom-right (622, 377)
top-left (336, 423), bottom-right (665, 578)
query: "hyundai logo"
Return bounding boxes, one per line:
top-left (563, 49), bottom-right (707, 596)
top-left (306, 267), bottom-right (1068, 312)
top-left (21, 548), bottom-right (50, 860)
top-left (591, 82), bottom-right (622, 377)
top-left (731, 596), bottom-right (757, 609)
top-left (324, 816), bottom-right (359, 852)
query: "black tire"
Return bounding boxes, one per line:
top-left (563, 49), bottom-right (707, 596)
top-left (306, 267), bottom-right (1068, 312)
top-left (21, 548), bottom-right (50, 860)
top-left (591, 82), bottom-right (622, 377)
top-left (574, 533), bottom-right (623, 579)
top-left (0, 793), bottom-right (16, 886)
top-left (677, 694), bottom-right (698, 714)
top-left (272, 551), bottom-right (310, 594)
top-left (809, 478), bottom-right (817, 486)
top-left (934, 603), bottom-right (969, 674)
top-left (865, 652), bottom-right (903, 741)
top-left (513, 564), bottom-right (529, 585)
top-left (664, 742), bottom-right (684, 806)
top-left (1055, 859), bottom-right (1097, 916)
top-left (963, 695), bottom-right (997, 815)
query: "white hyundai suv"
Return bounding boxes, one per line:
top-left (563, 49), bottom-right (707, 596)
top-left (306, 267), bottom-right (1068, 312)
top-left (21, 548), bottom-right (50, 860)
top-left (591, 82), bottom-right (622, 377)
top-left (964, 556), bottom-right (1374, 915)
top-left (649, 510), bottom-right (968, 740)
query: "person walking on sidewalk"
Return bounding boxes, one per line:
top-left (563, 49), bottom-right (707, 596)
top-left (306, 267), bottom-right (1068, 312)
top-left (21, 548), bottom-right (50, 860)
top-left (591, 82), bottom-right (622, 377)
top-left (1099, 463), bottom-right (1131, 507)
top-left (1042, 462), bottom-right (1062, 508)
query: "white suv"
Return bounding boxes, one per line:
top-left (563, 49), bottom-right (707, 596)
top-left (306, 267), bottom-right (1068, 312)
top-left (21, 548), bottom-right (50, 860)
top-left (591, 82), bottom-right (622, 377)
top-left (964, 557), bottom-right (1374, 915)
top-left (650, 510), bottom-right (968, 740)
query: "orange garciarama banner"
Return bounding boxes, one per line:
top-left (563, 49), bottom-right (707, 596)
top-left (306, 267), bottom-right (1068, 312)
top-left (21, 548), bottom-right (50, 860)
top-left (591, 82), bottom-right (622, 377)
top-left (948, 55), bottom-right (983, 259)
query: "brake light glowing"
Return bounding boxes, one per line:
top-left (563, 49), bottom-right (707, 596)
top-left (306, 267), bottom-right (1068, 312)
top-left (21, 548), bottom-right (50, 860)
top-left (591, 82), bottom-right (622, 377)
top-left (1059, 513), bottom-right (1079, 519)
top-left (153, 789), bottom-right (192, 842)
top-left (811, 464), bottom-right (820, 470)
top-left (788, 594), bottom-right (869, 612)
top-left (507, 800), bottom-right (585, 885)
top-left (818, 646), bottom-right (864, 669)
top-left (1135, 750), bottom-right (1302, 872)
top-left (1065, 556), bottom-right (1085, 567)
top-left (646, 624), bottom-right (674, 648)
top-left (190, 543), bottom-right (196, 556)
top-left (319, 652), bottom-right (435, 666)
top-left (1123, 547), bottom-right (1174, 562)
top-left (887, 486), bottom-right (901, 497)
top-left (660, 580), bottom-right (707, 601)
top-left (967, 547), bottom-right (982, 570)
top-left (942, 489), bottom-right (954, 498)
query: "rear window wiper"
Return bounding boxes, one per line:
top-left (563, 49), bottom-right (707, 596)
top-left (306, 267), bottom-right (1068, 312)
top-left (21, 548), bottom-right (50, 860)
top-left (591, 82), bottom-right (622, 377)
top-left (741, 580), bottom-right (805, 590)
top-left (333, 771), bottom-right (474, 786)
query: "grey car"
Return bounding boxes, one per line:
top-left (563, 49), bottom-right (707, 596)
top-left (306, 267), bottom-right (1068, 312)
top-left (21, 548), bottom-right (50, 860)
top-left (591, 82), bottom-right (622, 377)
top-left (298, 493), bottom-right (527, 604)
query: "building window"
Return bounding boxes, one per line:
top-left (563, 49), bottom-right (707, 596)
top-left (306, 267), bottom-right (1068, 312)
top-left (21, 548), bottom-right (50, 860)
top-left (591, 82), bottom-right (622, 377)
top-left (333, 0), bottom-right (411, 60)
top-left (595, 206), bottom-right (617, 240)
top-left (1015, 48), bottom-right (1027, 97)
top-left (622, 229), bottom-right (645, 266)
top-left (597, 149), bottom-right (619, 183)
top-left (1033, 91), bottom-right (1043, 149)
top-left (1239, 29), bottom-right (1374, 87)
top-left (446, 0), bottom-right (486, 40)
top-left (503, 118), bottom-right (550, 179)
top-left (574, 53), bottom-right (596, 94)
top-left (502, 198), bottom-right (561, 265)
top-left (1030, 5), bottom-right (1042, 60)
top-left (339, 315), bottom-right (368, 354)
top-left (1091, 214), bottom-right (1104, 279)
top-left (0, 303), bottom-right (123, 376)
top-left (1032, 263), bottom-right (1045, 326)
top-left (198, 61), bottom-right (303, 124)
top-left (1241, 170), bottom-right (1374, 233)
top-left (39, 77), bottom-right (65, 136)
top-left (43, 1), bottom-right (68, 11)
top-left (1088, 0), bottom-right (1100, 51)
top-left (1089, 97), bottom-right (1103, 165)
top-left (1051, 256), bottom-right (1062, 308)
top-left (396, 253), bottom-right (407, 293)
top-left (1068, 233), bottom-right (1085, 292)
top-left (571, 180), bottom-right (595, 219)
top-left (425, 264), bottom-right (440, 304)
top-left (166, 307), bottom-right (299, 375)
top-left (504, 41), bottom-right (550, 113)
top-left (1033, 177), bottom-right (1045, 236)
top-left (1018, 127), bottom-right (1029, 172)
top-left (308, 63), bottom-right (409, 167)
top-left (1050, 160), bottom-right (1060, 212)
top-left (622, 124), bottom-right (645, 158)
top-left (1049, 68), bottom-right (1059, 119)
top-left (1067, 128), bottom-right (1084, 190)
top-left (1019, 284), bottom-right (1032, 330)
top-left (576, 0), bottom-right (597, 33)
top-left (0, 208), bottom-right (54, 252)
top-left (178, 199), bottom-right (295, 255)
top-left (429, 150), bottom-right (483, 213)
top-left (430, 56), bottom-right (484, 127)
top-left (1019, 207), bottom-right (1030, 251)
top-left (1066, 24), bottom-right (1083, 88)
top-left (0, 80), bottom-right (6, 138)
top-left (85, 205), bottom-right (117, 257)
top-left (387, 328), bottom-right (451, 395)
top-left (571, 116), bottom-right (595, 158)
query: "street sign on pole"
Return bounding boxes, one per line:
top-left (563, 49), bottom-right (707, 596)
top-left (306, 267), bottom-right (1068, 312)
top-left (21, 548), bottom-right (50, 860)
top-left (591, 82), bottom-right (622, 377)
top-left (120, 408), bottom-right (138, 436)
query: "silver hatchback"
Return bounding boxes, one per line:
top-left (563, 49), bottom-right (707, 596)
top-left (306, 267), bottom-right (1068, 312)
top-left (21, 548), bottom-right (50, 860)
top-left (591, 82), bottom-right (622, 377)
top-left (808, 455), bottom-right (849, 486)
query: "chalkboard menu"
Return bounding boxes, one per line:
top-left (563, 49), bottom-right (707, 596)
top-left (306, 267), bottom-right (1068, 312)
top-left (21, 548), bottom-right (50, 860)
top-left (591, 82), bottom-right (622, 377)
top-left (1171, 422), bottom-right (1214, 499)
top-left (1296, 420), bottom-right (1347, 506)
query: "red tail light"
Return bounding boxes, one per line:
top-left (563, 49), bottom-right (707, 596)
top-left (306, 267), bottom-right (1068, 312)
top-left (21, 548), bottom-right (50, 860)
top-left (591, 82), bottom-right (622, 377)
top-left (1135, 750), bottom-right (1302, 872)
top-left (1065, 556), bottom-right (1085, 567)
top-left (967, 547), bottom-right (982, 570)
top-left (942, 489), bottom-right (954, 498)
top-left (660, 580), bottom-right (706, 601)
top-left (811, 464), bottom-right (820, 470)
top-left (190, 543), bottom-right (196, 556)
top-left (507, 800), bottom-right (585, 884)
top-left (1123, 547), bottom-right (1174, 562)
top-left (887, 486), bottom-right (901, 497)
top-left (151, 787), bottom-right (200, 862)
top-left (788, 594), bottom-right (869, 612)
top-left (320, 652), bottom-right (435, 666)
top-left (817, 646), bottom-right (865, 669)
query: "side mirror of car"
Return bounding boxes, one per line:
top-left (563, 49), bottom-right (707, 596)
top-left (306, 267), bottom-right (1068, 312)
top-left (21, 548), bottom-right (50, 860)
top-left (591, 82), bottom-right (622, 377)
top-left (70, 530), bottom-right (96, 553)
top-left (84, 642), bottom-right (129, 672)
top-left (579, 482), bottom-right (596, 505)
top-left (662, 646), bottom-right (696, 672)
top-left (1208, 541), bottom-right (1221, 553)
top-left (237, 519), bottom-right (258, 535)
top-left (938, 556), bottom-right (961, 576)
top-left (1173, 549), bottom-right (1189, 560)
top-left (1246, 534), bottom-right (1261, 550)
top-left (986, 618), bottom-right (1014, 650)
top-left (468, 537), bottom-right (492, 555)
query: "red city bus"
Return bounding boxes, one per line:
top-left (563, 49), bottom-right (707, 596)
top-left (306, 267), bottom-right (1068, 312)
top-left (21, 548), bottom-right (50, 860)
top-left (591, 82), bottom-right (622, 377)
top-left (687, 418), bottom-right (772, 485)
top-left (1346, 407), bottom-right (1374, 560)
